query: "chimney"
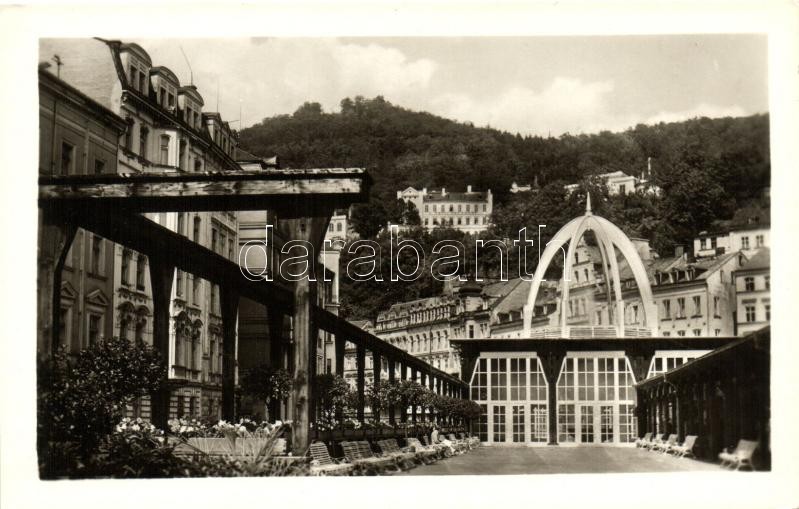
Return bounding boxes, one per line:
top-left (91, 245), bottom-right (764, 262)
top-left (441, 187), bottom-right (446, 196)
top-left (674, 245), bottom-right (684, 258)
top-left (647, 157), bottom-right (652, 176)
top-left (467, 185), bottom-right (473, 193)
top-left (422, 187), bottom-right (427, 195)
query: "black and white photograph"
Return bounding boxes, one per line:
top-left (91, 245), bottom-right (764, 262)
top-left (1, 3), bottom-right (798, 509)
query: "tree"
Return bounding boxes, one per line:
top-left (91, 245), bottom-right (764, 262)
top-left (239, 365), bottom-right (293, 421)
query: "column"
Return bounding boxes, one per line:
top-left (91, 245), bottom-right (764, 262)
top-left (267, 306), bottom-right (285, 420)
top-left (356, 343), bottom-right (366, 423)
top-left (540, 351), bottom-right (565, 446)
top-left (400, 362), bottom-right (408, 423)
top-left (372, 351), bottom-right (381, 422)
top-left (387, 358), bottom-right (396, 425)
top-left (334, 333), bottom-right (346, 377)
top-left (37, 210), bottom-right (77, 357)
top-left (220, 286), bottom-right (239, 421)
top-left (148, 253), bottom-right (175, 430)
top-left (278, 213), bottom-right (330, 455)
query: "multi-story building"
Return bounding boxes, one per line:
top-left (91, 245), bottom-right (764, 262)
top-left (564, 162), bottom-right (659, 197)
top-left (617, 250), bottom-right (745, 338)
top-left (38, 68), bottom-right (127, 356)
top-left (366, 279), bottom-right (518, 377)
top-left (733, 248), bottom-right (770, 336)
top-left (694, 222), bottom-right (770, 259)
top-left (397, 186), bottom-right (493, 233)
top-left (40, 38), bottom-right (243, 420)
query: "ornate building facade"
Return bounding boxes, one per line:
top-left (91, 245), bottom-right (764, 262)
top-left (40, 38), bottom-right (243, 420)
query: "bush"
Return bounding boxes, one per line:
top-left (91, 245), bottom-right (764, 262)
top-left (38, 337), bottom-right (165, 477)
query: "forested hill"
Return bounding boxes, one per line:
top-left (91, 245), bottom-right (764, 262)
top-left (238, 97), bottom-right (769, 321)
top-left (238, 96), bottom-right (769, 215)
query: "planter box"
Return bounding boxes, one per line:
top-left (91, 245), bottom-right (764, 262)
top-left (185, 437), bottom-right (284, 457)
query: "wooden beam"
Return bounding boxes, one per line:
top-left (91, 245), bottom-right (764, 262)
top-left (46, 206), bottom-right (294, 312)
top-left (39, 168), bottom-right (370, 213)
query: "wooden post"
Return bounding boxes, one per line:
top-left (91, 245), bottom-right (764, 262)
top-left (388, 358), bottom-right (396, 425)
top-left (148, 254), bottom-right (174, 430)
top-left (37, 209), bottom-right (77, 358)
top-left (267, 306), bottom-right (285, 420)
top-left (419, 371), bottom-right (427, 423)
top-left (356, 343), bottom-right (366, 423)
top-left (372, 351), bottom-right (381, 422)
top-left (400, 362), bottom-right (408, 423)
top-left (334, 334), bottom-right (346, 377)
top-left (411, 368), bottom-right (419, 424)
top-left (278, 214), bottom-right (330, 455)
top-left (220, 286), bottom-right (239, 422)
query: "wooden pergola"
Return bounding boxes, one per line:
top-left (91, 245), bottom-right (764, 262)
top-left (635, 328), bottom-right (770, 464)
top-left (37, 168), bottom-right (463, 454)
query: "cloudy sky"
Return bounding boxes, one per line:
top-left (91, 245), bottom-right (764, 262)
top-left (135, 35), bottom-right (767, 136)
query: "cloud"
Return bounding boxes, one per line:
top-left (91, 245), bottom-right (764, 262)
top-left (429, 78), bottom-right (617, 136)
top-left (644, 102), bottom-right (747, 125)
top-left (132, 39), bottom-right (753, 135)
top-left (138, 38), bottom-right (437, 127)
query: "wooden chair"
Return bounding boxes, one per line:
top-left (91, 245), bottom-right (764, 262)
top-left (645, 433), bottom-right (666, 451)
top-left (376, 439), bottom-right (418, 469)
top-left (670, 435), bottom-right (698, 458)
top-left (635, 432), bottom-right (652, 448)
top-left (406, 437), bottom-right (442, 463)
top-left (425, 434), bottom-right (454, 457)
top-left (653, 434), bottom-right (678, 453)
top-left (308, 442), bottom-right (354, 476)
top-left (344, 440), bottom-right (401, 473)
top-left (447, 433), bottom-right (469, 453)
top-left (719, 439), bottom-right (758, 470)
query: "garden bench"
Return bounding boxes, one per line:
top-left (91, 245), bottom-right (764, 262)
top-left (669, 435), bottom-right (698, 458)
top-left (719, 439), bottom-right (758, 470)
top-left (308, 442), bottom-right (354, 476)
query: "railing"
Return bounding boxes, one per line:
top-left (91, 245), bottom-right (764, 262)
top-left (528, 326), bottom-right (653, 338)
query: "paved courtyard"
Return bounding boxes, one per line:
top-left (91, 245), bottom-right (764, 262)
top-left (399, 446), bottom-right (725, 475)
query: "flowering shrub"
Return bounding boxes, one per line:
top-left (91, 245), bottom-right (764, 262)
top-left (116, 417), bottom-right (161, 436)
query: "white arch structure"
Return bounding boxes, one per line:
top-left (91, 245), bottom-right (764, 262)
top-left (522, 195), bottom-right (658, 338)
